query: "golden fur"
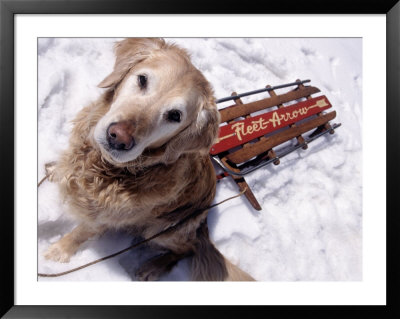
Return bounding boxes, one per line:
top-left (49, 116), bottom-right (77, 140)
top-left (44, 38), bottom-right (254, 281)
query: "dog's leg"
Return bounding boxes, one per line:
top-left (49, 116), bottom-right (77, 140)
top-left (44, 223), bottom-right (104, 263)
top-left (135, 251), bottom-right (185, 281)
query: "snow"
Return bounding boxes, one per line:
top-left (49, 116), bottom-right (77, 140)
top-left (38, 38), bottom-right (362, 281)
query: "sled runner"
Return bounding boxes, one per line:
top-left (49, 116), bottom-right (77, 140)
top-left (211, 79), bottom-right (341, 211)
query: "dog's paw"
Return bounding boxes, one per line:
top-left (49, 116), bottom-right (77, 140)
top-left (134, 253), bottom-right (179, 281)
top-left (135, 266), bottom-right (164, 281)
top-left (44, 242), bottom-right (73, 263)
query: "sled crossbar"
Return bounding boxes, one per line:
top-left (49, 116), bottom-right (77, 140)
top-left (210, 79), bottom-right (341, 211)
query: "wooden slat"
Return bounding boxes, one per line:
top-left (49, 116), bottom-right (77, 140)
top-left (226, 111), bottom-right (336, 164)
top-left (268, 84), bottom-right (307, 150)
top-left (219, 86), bottom-right (321, 123)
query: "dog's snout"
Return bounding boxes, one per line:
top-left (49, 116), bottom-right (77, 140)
top-left (106, 121), bottom-right (135, 151)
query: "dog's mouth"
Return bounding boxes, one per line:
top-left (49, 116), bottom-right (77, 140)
top-left (97, 129), bottom-right (167, 164)
top-left (101, 141), bottom-right (128, 156)
top-left (97, 138), bottom-right (167, 169)
top-left (99, 140), bottom-right (140, 164)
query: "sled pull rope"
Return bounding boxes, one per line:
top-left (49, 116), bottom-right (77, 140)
top-left (37, 175), bottom-right (247, 278)
top-left (215, 79), bottom-right (311, 104)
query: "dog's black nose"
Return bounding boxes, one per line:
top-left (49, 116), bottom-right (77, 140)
top-left (106, 121), bottom-right (135, 151)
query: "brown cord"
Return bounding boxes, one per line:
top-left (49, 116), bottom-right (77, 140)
top-left (37, 174), bottom-right (247, 278)
top-left (37, 174), bottom-right (49, 187)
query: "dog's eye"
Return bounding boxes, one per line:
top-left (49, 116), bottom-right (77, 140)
top-left (166, 110), bottom-right (182, 123)
top-left (138, 75), bottom-right (147, 89)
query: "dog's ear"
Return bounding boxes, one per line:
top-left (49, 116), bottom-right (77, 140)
top-left (163, 93), bottom-right (220, 164)
top-left (98, 38), bottom-right (165, 88)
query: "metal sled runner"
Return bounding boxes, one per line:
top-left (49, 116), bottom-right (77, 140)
top-left (210, 79), bottom-right (341, 211)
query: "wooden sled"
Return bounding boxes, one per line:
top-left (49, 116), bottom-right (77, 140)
top-left (210, 79), bottom-right (341, 211)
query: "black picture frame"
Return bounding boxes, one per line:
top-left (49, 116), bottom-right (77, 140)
top-left (1, 0), bottom-right (399, 318)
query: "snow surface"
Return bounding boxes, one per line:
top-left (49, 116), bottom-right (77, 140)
top-left (38, 38), bottom-right (362, 281)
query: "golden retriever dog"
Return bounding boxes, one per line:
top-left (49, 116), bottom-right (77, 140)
top-left (44, 38), bottom-right (254, 281)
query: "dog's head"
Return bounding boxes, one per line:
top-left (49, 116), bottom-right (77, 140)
top-left (93, 38), bottom-right (220, 166)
